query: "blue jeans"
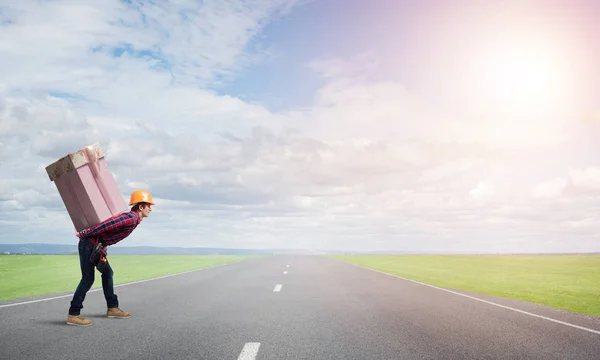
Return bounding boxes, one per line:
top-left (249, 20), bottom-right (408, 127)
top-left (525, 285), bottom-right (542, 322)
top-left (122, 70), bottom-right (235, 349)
top-left (68, 237), bottom-right (119, 315)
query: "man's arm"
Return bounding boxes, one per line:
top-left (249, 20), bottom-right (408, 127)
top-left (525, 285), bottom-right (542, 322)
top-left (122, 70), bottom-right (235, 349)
top-left (80, 213), bottom-right (135, 239)
top-left (101, 222), bottom-right (138, 246)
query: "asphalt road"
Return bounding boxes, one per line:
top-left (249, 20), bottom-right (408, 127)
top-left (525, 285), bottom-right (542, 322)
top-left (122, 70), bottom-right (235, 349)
top-left (1, 255), bottom-right (600, 359)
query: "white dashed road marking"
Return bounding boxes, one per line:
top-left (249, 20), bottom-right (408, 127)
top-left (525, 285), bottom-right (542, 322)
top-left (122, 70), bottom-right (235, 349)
top-left (237, 342), bottom-right (260, 360)
top-left (273, 284), bottom-right (283, 292)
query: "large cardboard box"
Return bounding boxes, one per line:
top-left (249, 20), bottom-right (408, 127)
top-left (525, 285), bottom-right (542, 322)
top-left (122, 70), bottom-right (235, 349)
top-left (45, 143), bottom-right (128, 231)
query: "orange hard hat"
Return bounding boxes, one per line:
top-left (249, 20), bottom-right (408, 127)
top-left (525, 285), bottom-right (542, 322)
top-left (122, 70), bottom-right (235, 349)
top-left (129, 190), bottom-right (155, 206)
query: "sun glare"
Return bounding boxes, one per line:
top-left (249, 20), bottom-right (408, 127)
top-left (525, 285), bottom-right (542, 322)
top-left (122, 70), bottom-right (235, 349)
top-left (484, 50), bottom-right (549, 97)
top-left (464, 31), bottom-right (579, 148)
top-left (474, 39), bottom-right (564, 116)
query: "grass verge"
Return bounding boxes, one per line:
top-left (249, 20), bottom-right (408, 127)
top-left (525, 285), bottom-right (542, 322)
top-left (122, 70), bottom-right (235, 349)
top-left (0, 255), bottom-right (254, 301)
top-left (331, 254), bottom-right (600, 317)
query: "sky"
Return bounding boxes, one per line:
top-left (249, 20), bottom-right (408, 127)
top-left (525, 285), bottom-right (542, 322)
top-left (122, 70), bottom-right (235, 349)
top-left (1, 0), bottom-right (600, 253)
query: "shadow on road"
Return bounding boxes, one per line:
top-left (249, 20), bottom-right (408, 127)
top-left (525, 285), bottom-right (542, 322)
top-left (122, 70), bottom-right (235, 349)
top-left (33, 314), bottom-right (109, 327)
top-left (34, 320), bottom-right (68, 326)
top-left (86, 314), bottom-right (110, 319)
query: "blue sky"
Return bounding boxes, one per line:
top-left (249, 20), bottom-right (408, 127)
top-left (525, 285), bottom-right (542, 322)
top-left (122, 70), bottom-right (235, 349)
top-left (1, 0), bottom-right (600, 252)
top-left (213, 0), bottom-right (429, 111)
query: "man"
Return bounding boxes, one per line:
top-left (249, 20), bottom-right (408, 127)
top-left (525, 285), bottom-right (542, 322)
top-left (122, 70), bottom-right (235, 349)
top-left (66, 190), bottom-right (155, 327)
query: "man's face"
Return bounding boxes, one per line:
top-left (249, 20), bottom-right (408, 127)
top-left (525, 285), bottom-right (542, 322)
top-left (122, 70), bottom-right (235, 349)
top-left (140, 204), bottom-right (152, 218)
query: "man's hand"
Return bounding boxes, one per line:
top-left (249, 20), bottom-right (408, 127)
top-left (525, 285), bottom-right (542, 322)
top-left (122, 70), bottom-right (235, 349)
top-left (75, 228), bottom-right (87, 239)
top-left (96, 255), bottom-right (108, 272)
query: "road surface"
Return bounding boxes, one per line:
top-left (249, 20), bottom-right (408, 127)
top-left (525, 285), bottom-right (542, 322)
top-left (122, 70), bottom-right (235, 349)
top-left (1, 255), bottom-right (599, 359)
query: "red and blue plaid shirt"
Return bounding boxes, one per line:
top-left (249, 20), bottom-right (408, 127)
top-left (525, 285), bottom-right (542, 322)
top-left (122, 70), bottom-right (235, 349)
top-left (80, 211), bottom-right (141, 246)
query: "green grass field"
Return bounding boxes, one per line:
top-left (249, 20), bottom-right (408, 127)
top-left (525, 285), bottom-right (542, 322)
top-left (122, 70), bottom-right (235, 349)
top-left (0, 255), bottom-right (253, 301)
top-left (331, 254), bottom-right (600, 317)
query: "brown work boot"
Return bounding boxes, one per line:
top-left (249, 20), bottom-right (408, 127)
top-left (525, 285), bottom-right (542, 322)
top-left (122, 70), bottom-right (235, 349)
top-left (66, 314), bottom-right (92, 326)
top-left (107, 307), bottom-right (131, 319)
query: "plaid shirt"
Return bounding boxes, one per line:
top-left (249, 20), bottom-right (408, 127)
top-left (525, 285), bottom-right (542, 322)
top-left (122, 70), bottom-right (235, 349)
top-left (80, 211), bottom-right (141, 246)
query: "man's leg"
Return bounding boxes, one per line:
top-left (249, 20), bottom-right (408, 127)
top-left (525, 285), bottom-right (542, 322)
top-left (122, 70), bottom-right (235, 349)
top-left (67, 238), bottom-right (95, 326)
top-left (102, 260), bottom-right (131, 318)
top-left (101, 260), bottom-right (118, 308)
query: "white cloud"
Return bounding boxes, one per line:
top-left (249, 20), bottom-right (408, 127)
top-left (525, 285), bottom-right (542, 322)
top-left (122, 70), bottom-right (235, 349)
top-left (0, 0), bottom-right (297, 86)
top-left (569, 167), bottom-right (600, 191)
top-left (469, 182), bottom-right (495, 202)
top-left (532, 178), bottom-right (568, 199)
top-left (0, 1), bottom-right (598, 253)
